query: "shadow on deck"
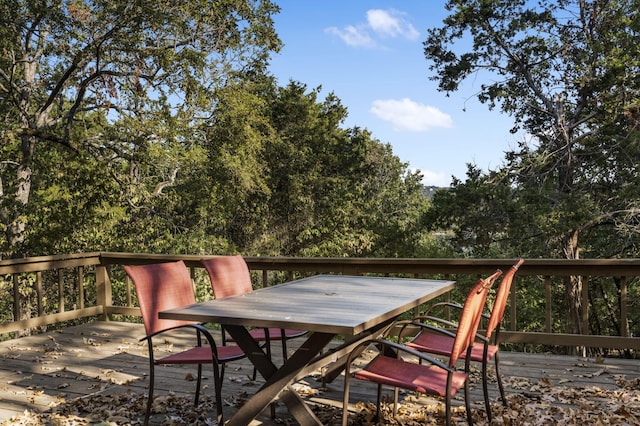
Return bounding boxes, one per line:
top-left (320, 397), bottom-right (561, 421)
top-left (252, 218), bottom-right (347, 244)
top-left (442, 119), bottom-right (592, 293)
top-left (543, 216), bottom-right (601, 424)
top-left (0, 322), bottom-right (639, 425)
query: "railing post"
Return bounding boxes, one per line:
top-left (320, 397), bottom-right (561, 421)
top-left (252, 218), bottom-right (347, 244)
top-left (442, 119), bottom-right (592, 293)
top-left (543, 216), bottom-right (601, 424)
top-left (96, 264), bottom-right (112, 321)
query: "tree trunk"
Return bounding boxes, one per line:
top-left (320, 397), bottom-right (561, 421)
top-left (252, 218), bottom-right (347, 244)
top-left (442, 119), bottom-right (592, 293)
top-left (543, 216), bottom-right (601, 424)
top-left (5, 133), bottom-right (36, 256)
top-left (563, 229), bottom-right (583, 334)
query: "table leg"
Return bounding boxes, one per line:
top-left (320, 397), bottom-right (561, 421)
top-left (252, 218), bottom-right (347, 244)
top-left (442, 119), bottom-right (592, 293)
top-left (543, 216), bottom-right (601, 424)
top-left (224, 325), bottom-right (334, 426)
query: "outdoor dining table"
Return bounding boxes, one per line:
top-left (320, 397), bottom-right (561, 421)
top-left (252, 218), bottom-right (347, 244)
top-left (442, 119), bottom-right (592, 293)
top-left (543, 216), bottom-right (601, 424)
top-left (159, 274), bottom-right (455, 426)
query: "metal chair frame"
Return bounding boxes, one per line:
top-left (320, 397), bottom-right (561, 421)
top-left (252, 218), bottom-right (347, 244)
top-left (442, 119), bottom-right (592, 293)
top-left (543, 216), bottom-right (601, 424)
top-left (125, 260), bottom-right (246, 425)
top-left (342, 270), bottom-right (503, 426)
top-left (404, 259), bottom-right (524, 420)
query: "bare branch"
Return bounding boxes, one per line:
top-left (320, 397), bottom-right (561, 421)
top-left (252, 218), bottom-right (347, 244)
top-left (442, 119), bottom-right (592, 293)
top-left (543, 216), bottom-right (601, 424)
top-left (153, 168), bottom-right (179, 196)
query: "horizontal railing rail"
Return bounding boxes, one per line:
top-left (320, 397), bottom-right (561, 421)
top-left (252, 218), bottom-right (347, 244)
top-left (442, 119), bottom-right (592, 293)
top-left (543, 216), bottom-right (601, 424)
top-left (0, 252), bottom-right (638, 352)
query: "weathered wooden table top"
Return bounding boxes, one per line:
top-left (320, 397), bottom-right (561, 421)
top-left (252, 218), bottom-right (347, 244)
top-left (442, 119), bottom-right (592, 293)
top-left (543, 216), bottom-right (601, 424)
top-left (160, 274), bottom-right (455, 335)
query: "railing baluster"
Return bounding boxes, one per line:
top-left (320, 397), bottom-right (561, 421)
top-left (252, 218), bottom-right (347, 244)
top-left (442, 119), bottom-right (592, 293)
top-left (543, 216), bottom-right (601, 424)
top-left (12, 273), bottom-right (19, 321)
top-left (78, 266), bottom-right (85, 310)
top-left (36, 271), bottom-right (43, 316)
top-left (58, 269), bottom-right (65, 313)
top-left (581, 275), bottom-right (589, 335)
top-left (510, 278), bottom-right (516, 332)
top-left (620, 276), bottom-right (629, 337)
top-left (444, 273), bottom-right (451, 322)
top-left (126, 275), bottom-right (132, 307)
top-left (545, 275), bottom-right (552, 333)
top-left (189, 266), bottom-right (197, 298)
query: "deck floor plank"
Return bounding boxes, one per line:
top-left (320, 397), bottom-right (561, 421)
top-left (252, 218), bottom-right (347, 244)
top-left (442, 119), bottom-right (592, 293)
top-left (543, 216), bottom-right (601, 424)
top-left (0, 322), bottom-right (638, 424)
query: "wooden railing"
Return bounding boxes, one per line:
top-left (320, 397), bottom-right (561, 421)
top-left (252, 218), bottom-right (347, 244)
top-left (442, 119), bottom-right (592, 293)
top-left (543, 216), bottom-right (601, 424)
top-left (1, 252), bottom-right (639, 352)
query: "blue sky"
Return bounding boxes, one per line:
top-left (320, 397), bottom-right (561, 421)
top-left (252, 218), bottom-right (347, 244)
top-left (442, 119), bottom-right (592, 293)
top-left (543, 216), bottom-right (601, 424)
top-left (268, 1), bottom-right (520, 187)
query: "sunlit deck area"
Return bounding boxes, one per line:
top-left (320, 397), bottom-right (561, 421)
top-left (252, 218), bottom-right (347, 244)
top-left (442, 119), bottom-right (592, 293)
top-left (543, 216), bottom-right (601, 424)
top-left (1, 322), bottom-right (639, 425)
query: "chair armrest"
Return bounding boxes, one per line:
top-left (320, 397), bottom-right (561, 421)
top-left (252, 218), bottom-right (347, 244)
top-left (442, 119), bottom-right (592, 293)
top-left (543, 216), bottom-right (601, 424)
top-left (395, 318), bottom-right (457, 342)
top-left (409, 320), bottom-right (457, 339)
top-left (422, 301), bottom-right (464, 317)
top-left (413, 315), bottom-right (460, 330)
top-left (143, 323), bottom-right (220, 352)
top-left (359, 338), bottom-right (454, 372)
top-left (475, 333), bottom-right (490, 343)
top-left (142, 322), bottom-right (208, 340)
top-left (423, 302), bottom-right (491, 321)
top-left (414, 314), bottom-right (490, 342)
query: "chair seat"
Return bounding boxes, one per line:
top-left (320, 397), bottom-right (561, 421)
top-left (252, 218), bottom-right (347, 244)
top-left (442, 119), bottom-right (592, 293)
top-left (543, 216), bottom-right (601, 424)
top-left (406, 333), bottom-right (499, 362)
top-left (227, 328), bottom-right (307, 342)
top-left (354, 355), bottom-right (468, 399)
top-left (157, 345), bottom-right (246, 365)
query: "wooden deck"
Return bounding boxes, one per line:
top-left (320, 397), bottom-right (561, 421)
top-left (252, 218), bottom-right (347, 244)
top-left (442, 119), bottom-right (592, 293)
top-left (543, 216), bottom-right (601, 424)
top-left (0, 322), bottom-right (639, 425)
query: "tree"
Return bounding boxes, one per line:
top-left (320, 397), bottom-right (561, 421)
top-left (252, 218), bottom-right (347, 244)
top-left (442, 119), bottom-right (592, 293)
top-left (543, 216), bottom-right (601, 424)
top-left (195, 77), bottom-right (275, 254)
top-left (264, 81), bottom-right (429, 257)
top-left (0, 0), bottom-right (281, 258)
top-left (424, 0), bottom-right (640, 336)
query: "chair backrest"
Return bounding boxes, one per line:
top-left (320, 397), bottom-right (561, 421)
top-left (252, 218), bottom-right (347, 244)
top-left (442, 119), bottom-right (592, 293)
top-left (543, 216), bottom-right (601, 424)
top-left (201, 255), bottom-right (253, 299)
top-left (485, 258), bottom-right (525, 339)
top-left (124, 260), bottom-right (197, 337)
top-left (449, 269), bottom-right (503, 366)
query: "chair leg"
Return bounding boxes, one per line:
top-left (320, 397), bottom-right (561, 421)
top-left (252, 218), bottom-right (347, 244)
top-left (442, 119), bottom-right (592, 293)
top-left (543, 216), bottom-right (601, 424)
top-left (194, 364), bottom-right (203, 407)
top-left (264, 340), bottom-right (277, 419)
top-left (376, 383), bottom-right (383, 426)
top-left (464, 380), bottom-right (474, 426)
top-left (144, 364), bottom-right (155, 426)
top-left (269, 402), bottom-right (277, 419)
top-left (482, 356), bottom-right (492, 421)
top-left (342, 373), bottom-right (352, 426)
top-left (252, 337), bottom-right (273, 381)
top-left (495, 352), bottom-right (507, 406)
top-left (445, 391), bottom-right (451, 426)
top-left (281, 332), bottom-right (288, 361)
top-left (393, 386), bottom-right (399, 417)
top-left (211, 359), bottom-right (224, 425)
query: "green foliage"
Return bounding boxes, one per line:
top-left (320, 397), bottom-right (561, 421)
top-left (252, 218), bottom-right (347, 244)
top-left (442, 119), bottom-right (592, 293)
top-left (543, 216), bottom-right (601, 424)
top-left (0, 0), bottom-right (433, 261)
top-left (261, 82), bottom-right (429, 257)
top-left (0, 0), bottom-right (282, 257)
top-left (425, 0), bottom-right (640, 338)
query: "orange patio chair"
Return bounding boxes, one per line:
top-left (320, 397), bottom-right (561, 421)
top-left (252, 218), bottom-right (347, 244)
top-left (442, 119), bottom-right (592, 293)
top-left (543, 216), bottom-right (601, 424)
top-left (201, 255), bottom-right (307, 377)
top-left (125, 260), bottom-right (246, 426)
top-left (403, 258), bottom-right (524, 421)
top-left (342, 269), bottom-right (503, 426)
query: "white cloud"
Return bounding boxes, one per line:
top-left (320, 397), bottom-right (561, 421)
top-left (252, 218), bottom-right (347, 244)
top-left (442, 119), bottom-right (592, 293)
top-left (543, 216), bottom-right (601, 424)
top-left (325, 25), bottom-right (376, 48)
top-left (366, 9), bottom-right (419, 40)
top-left (370, 98), bottom-right (453, 131)
top-left (325, 8), bottom-right (419, 48)
top-left (412, 168), bottom-right (450, 187)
